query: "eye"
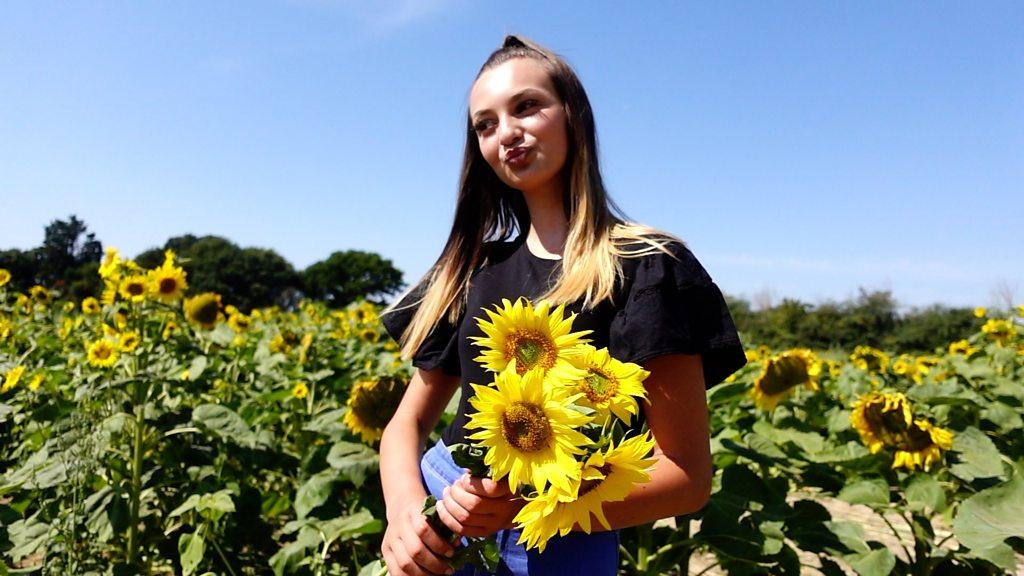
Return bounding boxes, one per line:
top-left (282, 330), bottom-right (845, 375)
top-left (517, 99), bottom-right (539, 113)
top-left (472, 119), bottom-right (495, 134)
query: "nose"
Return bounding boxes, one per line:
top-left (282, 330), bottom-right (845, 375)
top-left (497, 115), bottom-right (523, 148)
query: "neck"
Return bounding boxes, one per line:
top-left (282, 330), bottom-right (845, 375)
top-left (521, 178), bottom-right (568, 257)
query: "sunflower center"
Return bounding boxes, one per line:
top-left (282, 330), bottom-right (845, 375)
top-left (501, 401), bottom-right (552, 452)
top-left (193, 300), bottom-right (219, 325)
top-left (863, 401), bottom-right (909, 439)
top-left (128, 282), bottom-right (146, 296)
top-left (759, 356), bottom-right (810, 395)
top-left (582, 369), bottom-right (618, 403)
top-left (900, 423), bottom-right (934, 451)
top-left (350, 377), bottom-right (405, 430)
top-left (578, 464), bottom-right (613, 496)
top-left (504, 331), bottom-right (557, 374)
top-left (159, 278), bottom-right (179, 294)
top-left (95, 345), bottom-right (112, 359)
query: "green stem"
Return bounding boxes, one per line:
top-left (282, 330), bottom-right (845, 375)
top-left (879, 512), bottom-right (912, 564)
top-left (210, 536), bottom-right (239, 576)
top-left (127, 378), bottom-right (145, 568)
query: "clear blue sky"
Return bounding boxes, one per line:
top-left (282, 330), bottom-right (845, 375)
top-left (2, 2), bottom-right (1021, 311)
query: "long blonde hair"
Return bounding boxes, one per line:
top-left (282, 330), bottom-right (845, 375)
top-left (383, 34), bottom-right (684, 362)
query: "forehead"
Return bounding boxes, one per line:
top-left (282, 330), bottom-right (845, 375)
top-left (469, 58), bottom-right (557, 112)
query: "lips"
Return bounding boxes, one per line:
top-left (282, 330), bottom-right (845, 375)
top-left (504, 147), bottom-right (530, 163)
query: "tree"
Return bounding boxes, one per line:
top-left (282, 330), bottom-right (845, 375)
top-left (302, 250), bottom-right (404, 308)
top-left (38, 215), bottom-right (103, 289)
top-left (137, 235), bottom-right (302, 312)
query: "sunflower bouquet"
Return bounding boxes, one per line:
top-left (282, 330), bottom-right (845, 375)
top-left (436, 296), bottom-right (658, 563)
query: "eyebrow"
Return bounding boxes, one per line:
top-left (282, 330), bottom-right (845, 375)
top-left (471, 88), bottom-right (547, 122)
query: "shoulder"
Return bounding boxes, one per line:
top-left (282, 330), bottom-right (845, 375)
top-left (612, 224), bottom-right (713, 291)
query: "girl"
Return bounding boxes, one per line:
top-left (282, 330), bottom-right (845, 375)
top-left (379, 35), bottom-right (746, 576)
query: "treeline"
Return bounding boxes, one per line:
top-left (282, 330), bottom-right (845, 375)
top-left (726, 289), bottom-right (983, 354)
top-left (0, 215), bottom-right (404, 312)
top-left (5, 216), bottom-right (988, 353)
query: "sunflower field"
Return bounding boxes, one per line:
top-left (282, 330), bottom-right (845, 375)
top-left (2, 254), bottom-right (1023, 575)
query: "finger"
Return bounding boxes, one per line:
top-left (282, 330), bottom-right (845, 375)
top-left (443, 486), bottom-right (493, 527)
top-left (410, 511), bottom-right (457, 560)
top-left (447, 482), bottom-right (500, 516)
top-left (462, 474), bottom-right (513, 497)
top-left (392, 535), bottom-right (440, 576)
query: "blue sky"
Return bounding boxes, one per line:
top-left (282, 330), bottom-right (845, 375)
top-left (2, 2), bottom-right (1021, 311)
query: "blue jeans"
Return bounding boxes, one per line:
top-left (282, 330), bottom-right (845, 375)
top-left (419, 438), bottom-right (620, 576)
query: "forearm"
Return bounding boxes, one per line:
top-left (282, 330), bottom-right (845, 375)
top-left (600, 448), bottom-right (711, 531)
top-left (379, 414), bottom-right (430, 522)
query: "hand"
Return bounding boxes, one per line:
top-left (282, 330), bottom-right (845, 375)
top-left (437, 472), bottom-right (526, 538)
top-left (381, 501), bottom-right (456, 576)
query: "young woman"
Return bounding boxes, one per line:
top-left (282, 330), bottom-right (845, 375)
top-left (379, 35), bottom-right (746, 576)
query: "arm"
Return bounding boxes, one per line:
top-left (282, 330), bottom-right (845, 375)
top-left (600, 352), bottom-right (713, 529)
top-left (379, 367), bottom-right (461, 576)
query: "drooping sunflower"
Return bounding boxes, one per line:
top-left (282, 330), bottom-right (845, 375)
top-left (227, 312), bottom-right (252, 333)
top-left (981, 318), bottom-right (1016, 346)
top-left (184, 293), bottom-right (224, 329)
top-left (0, 268), bottom-right (11, 287)
top-left (514, 433), bottom-right (657, 552)
top-left (749, 348), bottom-right (821, 411)
top-left (471, 298), bottom-right (591, 380)
top-left (466, 365), bottom-right (592, 495)
top-left (147, 249), bottom-right (188, 303)
top-left (2, 365), bottom-right (25, 393)
top-left (565, 345), bottom-right (649, 425)
top-left (343, 375), bottom-right (407, 444)
top-left (891, 419), bottom-right (954, 471)
top-left (87, 339), bottom-right (120, 368)
top-left (849, 345), bottom-right (890, 373)
top-left (82, 297), bottom-right (101, 315)
top-left (118, 274), bottom-right (149, 303)
top-left (849, 391), bottom-right (913, 453)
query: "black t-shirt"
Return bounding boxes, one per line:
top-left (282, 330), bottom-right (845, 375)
top-left (381, 231), bottom-right (747, 446)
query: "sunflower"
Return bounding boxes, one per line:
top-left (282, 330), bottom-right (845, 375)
top-left (750, 348), bottom-right (821, 411)
top-left (292, 381), bottom-right (309, 400)
top-left (0, 318), bottom-right (12, 342)
top-left (298, 333), bottom-right (314, 364)
top-left (465, 365), bottom-right (592, 494)
top-left (28, 374), bottom-right (43, 391)
top-left (147, 249), bottom-right (188, 303)
top-left (948, 339), bottom-right (977, 357)
top-left (973, 306), bottom-right (987, 318)
top-left (162, 320), bottom-right (178, 340)
top-left (513, 433), bottom-right (657, 552)
top-left (118, 275), bottom-right (149, 303)
top-left (227, 312), bottom-right (252, 333)
top-left (892, 354), bottom-right (929, 384)
top-left (850, 345), bottom-right (890, 373)
top-left (29, 285), bottom-right (51, 304)
top-left (850, 391), bottom-right (913, 453)
top-left (98, 247), bottom-right (122, 280)
top-left (87, 339), bottom-right (120, 368)
top-left (981, 318), bottom-right (1016, 346)
top-left (891, 419), bottom-right (953, 471)
top-left (564, 345), bottom-right (649, 425)
top-left (82, 297), bottom-right (101, 314)
top-left (184, 293), bottom-right (224, 329)
top-left (471, 298), bottom-right (592, 380)
top-left (0, 268), bottom-right (11, 287)
top-left (119, 331), bottom-right (141, 352)
top-left (343, 375), bottom-right (407, 444)
top-left (2, 365), bottom-right (25, 393)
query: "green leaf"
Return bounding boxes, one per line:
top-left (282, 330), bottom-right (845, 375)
top-left (188, 356), bottom-right (208, 380)
top-left (315, 509), bottom-right (382, 548)
top-left (7, 514), bottom-right (49, 562)
top-left (949, 426), bottom-right (1005, 482)
top-left (752, 420), bottom-right (825, 454)
top-left (952, 475), bottom-right (1024, 570)
top-left (759, 520), bottom-right (785, 555)
top-left (845, 547), bottom-right (895, 576)
top-left (837, 478), bottom-right (889, 506)
top-left (295, 470), bottom-right (336, 519)
top-left (192, 403), bottom-right (257, 448)
top-left (303, 408), bottom-right (347, 439)
top-left (823, 521), bottom-right (870, 554)
top-left (357, 560), bottom-right (388, 576)
top-left (707, 381), bottom-right (749, 405)
top-left (169, 494), bottom-right (201, 519)
top-left (826, 408), bottom-right (852, 433)
top-left (196, 490), bottom-right (235, 523)
top-left (904, 473), bottom-right (946, 514)
top-left (178, 531), bottom-right (206, 576)
top-left (269, 526), bottom-right (320, 576)
top-left (325, 441), bottom-right (379, 487)
top-left (980, 402), bottom-right (1022, 433)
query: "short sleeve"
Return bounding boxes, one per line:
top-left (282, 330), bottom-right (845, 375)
top-left (380, 280), bottom-right (462, 376)
top-left (609, 242), bottom-right (746, 389)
